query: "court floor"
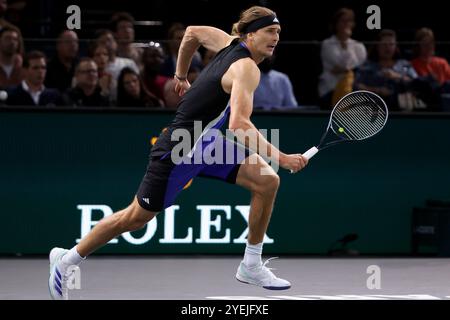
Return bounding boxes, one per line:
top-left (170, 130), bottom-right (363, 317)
top-left (1, 256), bottom-right (450, 300)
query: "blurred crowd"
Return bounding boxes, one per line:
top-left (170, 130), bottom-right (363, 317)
top-left (0, 10), bottom-right (202, 109)
top-left (0, 2), bottom-right (449, 112)
top-left (318, 8), bottom-right (450, 112)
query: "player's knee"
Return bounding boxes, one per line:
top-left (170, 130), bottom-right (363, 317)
top-left (255, 173), bottom-right (280, 195)
top-left (266, 173), bottom-right (280, 191)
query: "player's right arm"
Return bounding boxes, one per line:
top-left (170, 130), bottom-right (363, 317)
top-left (174, 26), bottom-right (238, 96)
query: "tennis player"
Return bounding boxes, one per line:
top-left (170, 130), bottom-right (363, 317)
top-left (49, 5), bottom-right (308, 300)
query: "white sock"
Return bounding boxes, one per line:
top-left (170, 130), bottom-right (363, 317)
top-left (243, 241), bottom-right (263, 268)
top-left (61, 246), bottom-right (85, 270)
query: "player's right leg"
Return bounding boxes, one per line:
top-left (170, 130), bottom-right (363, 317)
top-left (49, 151), bottom-right (197, 300)
top-left (49, 197), bottom-right (158, 300)
top-left (76, 196), bottom-right (157, 257)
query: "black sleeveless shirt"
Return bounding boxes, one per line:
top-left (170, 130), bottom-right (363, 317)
top-left (151, 38), bottom-right (252, 157)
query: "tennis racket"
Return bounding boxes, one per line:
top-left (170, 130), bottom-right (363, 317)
top-left (291, 90), bottom-right (388, 173)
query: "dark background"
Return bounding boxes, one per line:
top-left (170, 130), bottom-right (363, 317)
top-left (6, 0), bottom-right (449, 105)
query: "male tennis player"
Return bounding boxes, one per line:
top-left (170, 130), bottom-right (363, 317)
top-left (49, 6), bottom-right (307, 299)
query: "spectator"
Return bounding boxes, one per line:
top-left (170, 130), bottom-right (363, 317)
top-left (160, 22), bottom-right (203, 77)
top-left (162, 79), bottom-right (180, 109)
top-left (88, 41), bottom-right (115, 103)
top-left (162, 63), bottom-right (201, 110)
top-left (95, 28), bottom-right (139, 102)
top-left (410, 28), bottom-right (450, 84)
top-left (354, 29), bottom-right (419, 110)
top-left (0, 0), bottom-right (24, 55)
top-left (318, 8), bottom-right (367, 108)
top-left (0, 26), bottom-right (23, 88)
top-left (45, 30), bottom-right (79, 93)
top-left (141, 43), bottom-right (170, 103)
top-left (110, 12), bottom-right (143, 67)
top-left (253, 56), bottom-right (298, 110)
top-left (6, 50), bottom-right (63, 106)
top-left (63, 58), bottom-right (109, 107)
top-left (410, 28), bottom-right (450, 109)
top-left (117, 67), bottom-right (162, 107)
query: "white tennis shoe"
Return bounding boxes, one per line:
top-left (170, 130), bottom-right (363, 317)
top-left (236, 257), bottom-right (291, 290)
top-left (48, 247), bottom-right (72, 300)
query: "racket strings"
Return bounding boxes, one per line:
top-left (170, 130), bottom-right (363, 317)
top-left (349, 94), bottom-right (387, 125)
top-left (331, 119), bottom-right (358, 139)
top-left (332, 93), bottom-right (387, 140)
top-left (333, 111), bottom-right (373, 139)
top-left (335, 107), bottom-right (382, 138)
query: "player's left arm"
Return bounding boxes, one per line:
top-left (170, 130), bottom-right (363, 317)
top-left (228, 59), bottom-right (307, 171)
top-left (227, 59), bottom-right (260, 134)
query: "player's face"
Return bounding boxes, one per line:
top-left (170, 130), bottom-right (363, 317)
top-left (253, 25), bottom-right (281, 58)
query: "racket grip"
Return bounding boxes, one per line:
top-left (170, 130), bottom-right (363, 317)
top-left (302, 146), bottom-right (319, 160)
top-left (289, 147), bottom-right (319, 173)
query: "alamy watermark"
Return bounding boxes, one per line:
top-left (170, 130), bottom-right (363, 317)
top-left (170, 121), bottom-right (280, 175)
top-left (66, 5), bottom-right (81, 30)
top-left (366, 265), bottom-right (381, 290)
top-left (66, 265), bottom-right (82, 290)
top-left (366, 5), bottom-right (381, 30)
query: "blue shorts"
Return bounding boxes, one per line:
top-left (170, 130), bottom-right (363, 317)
top-left (136, 134), bottom-right (252, 212)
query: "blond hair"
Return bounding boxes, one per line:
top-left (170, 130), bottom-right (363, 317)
top-left (231, 6), bottom-right (276, 37)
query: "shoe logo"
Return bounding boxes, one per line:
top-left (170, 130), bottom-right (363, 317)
top-left (143, 198), bottom-right (150, 204)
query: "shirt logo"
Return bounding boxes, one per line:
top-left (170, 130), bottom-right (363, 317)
top-left (143, 198), bottom-right (150, 204)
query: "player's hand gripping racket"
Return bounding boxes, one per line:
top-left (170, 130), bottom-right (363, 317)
top-left (291, 90), bottom-right (388, 173)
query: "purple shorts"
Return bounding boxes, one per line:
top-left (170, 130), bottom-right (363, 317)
top-left (136, 134), bottom-right (252, 212)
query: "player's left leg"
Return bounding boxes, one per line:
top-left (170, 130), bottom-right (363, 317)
top-left (198, 137), bottom-right (290, 290)
top-left (234, 153), bottom-right (279, 245)
top-left (233, 153), bottom-right (290, 290)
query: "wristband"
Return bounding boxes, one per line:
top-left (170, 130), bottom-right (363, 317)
top-left (174, 74), bottom-right (187, 81)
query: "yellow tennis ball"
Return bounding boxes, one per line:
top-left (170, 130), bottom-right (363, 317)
top-left (338, 127), bottom-right (344, 133)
